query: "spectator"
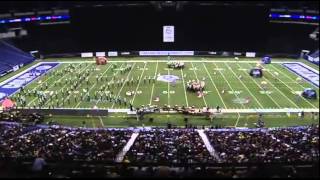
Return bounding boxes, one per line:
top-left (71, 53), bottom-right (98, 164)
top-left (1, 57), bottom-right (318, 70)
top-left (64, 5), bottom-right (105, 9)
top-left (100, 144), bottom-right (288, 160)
top-left (32, 154), bottom-right (47, 172)
top-left (124, 128), bottom-right (215, 164)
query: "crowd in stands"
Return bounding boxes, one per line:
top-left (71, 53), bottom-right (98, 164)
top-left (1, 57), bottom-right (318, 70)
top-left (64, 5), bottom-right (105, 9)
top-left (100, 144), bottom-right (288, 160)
top-left (269, 126), bottom-right (319, 162)
top-left (0, 122), bottom-right (318, 177)
top-left (124, 128), bottom-right (215, 164)
top-left (0, 123), bottom-right (26, 140)
top-left (0, 123), bottom-right (38, 141)
top-left (205, 125), bottom-right (319, 164)
top-left (0, 124), bottom-right (132, 162)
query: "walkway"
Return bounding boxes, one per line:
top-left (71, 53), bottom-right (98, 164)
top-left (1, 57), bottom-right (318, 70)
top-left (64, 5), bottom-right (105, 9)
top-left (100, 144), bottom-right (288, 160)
top-left (115, 132), bottom-right (139, 162)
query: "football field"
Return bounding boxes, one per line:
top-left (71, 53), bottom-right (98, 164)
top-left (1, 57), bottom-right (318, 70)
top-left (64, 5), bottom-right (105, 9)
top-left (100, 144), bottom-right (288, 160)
top-left (8, 58), bottom-right (319, 111)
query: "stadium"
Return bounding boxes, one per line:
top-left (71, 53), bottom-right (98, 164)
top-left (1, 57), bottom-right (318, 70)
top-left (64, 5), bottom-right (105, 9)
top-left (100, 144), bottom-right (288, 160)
top-left (0, 1), bottom-right (319, 178)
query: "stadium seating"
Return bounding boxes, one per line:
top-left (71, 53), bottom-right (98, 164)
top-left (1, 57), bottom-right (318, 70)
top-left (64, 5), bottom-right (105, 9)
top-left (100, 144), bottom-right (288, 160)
top-left (0, 124), bottom-right (132, 162)
top-left (309, 50), bottom-right (319, 59)
top-left (0, 40), bottom-right (35, 75)
top-left (0, 63), bottom-right (12, 75)
top-left (0, 122), bottom-right (318, 164)
top-left (205, 126), bottom-right (319, 164)
top-left (0, 122), bottom-right (318, 178)
top-left (124, 129), bottom-right (215, 164)
top-left (0, 123), bottom-right (39, 140)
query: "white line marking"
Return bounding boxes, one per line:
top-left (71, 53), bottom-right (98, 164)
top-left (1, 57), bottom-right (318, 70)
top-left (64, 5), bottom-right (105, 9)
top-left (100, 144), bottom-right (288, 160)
top-left (202, 62), bottom-right (227, 109)
top-left (8, 63), bottom-right (61, 101)
top-left (27, 63), bottom-right (85, 106)
top-left (15, 106), bottom-right (319, 113)
top-left (0, 62), bottom-right (58, 86)
top-left (99, 116), bottom-right (105, 127)
top-left (236, 63), bottom-right (281, 108)
top-left (111, 63), bottom-right (137, 108)
top-left (212, 62), bottom-right (242, 126)
top-left (213, 62), bottom-right (246, 109)
top-left (25, 65), bottom-right (63, 92)
top-left (149, 61), bottom-right (158, 105)
top-left (269, 64), bottom-right (317, 109)
top-left (167, 64), bottom-right (170, 106)
top-left (244, 63), bottom-right (299, 108)
top-left (130, 62), bottom-right (147, 105)
top-left (234, 113), bottom-right (241, 127)
top-left (56, 60), bottom-right (310, 64)
top-left (91, 118), bottom-right (96, 128)
top-left (225, 62), bottom-right (264, 108)
top-left (190, 62), bottom-right (207, 107)
top-left (43, 63), bottom-right (92, 107)
top-left (180, 68), bottom-right (189, 107)
top-left (74, 63), bottom-right (113, 108)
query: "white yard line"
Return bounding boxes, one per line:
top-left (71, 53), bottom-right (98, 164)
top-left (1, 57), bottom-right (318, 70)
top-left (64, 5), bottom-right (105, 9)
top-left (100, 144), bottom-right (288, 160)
top-left (224, 62), bottom-right (264, 109)
top-left (7, 63), bottom-right (62, 100)
top-left (130, 62), bottom-right (147, 105)
top-left (167, 65), bottom-right (170, 106)
top-left (202, 62), bottom-right (227, 109)
top-left (92, 62), bottom-right (126, 107)
top-left (0, 62), bottom-right (58, 86)
top-left (110, 63), bottom-right (137, 108)
top-left (58, 60), bottom-right (305, 64)
top-left (236, 63), bottom-right (281, 108)
top-left (213, 62), bottom-right (246, 109)
top-left (74, 63), bottom-right (114, 108)
top-left (91, 118), bottom-right (96, 128)
top-left (234, 113), bottom-right (241, 127)
top-left (27, 63), bottom-right (85, 106)
top-left (190, 62), bottom-right (208, 107)
top-left (212, 62), bottom-right (242, 126)
top-left (264, 72), bottom-right (312, 108)
top-left (26, 67), bottom-right (62, 92)
top-left (99, 116), bottom-right (105, 127)
top-left (254, 68), bottom-right (300, 109)
top-left (243, 63), bottom-right (301, 109)
top-left (41, 63), bottom-right (93, 107)
top-left (19, 63), bottom-right (63, 93)
top-left (149, 61), bottom-right (159, 105)
top-left (269, 64), bottom-right (317, 109)
top-left (270, 64), bottom-right (310, 89)
top-left (14, 107), bottom-right (319, 113)
top-left (180, 68), bottom-right (189, 107)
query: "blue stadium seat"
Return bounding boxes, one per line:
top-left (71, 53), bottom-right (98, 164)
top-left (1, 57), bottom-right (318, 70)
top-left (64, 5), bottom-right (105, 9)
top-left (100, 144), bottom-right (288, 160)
top-left (0, 40), bottom-right (35, 75)
top-left (310, 50), bottom-right (319, 59)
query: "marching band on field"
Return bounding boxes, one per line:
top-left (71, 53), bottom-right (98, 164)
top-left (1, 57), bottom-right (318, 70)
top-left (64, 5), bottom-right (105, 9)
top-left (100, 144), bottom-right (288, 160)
top-left (12, 63), bottom-right (159, 109)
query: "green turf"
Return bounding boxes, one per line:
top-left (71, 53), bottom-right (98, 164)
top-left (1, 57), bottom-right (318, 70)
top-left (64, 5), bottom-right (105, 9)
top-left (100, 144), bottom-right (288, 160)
top-left (2, 57), bottom-right (318, 128)
top-left (43, 112), bottom-right (319, 128)
top-left (10, 58), bottom-right (319, 109)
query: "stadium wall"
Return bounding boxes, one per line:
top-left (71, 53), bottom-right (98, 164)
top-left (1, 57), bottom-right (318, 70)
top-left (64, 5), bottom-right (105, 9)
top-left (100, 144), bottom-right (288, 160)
top-left (42, 50), bottom-right (300, 59)
top-left (17, 108), bottom-right (108, 116)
